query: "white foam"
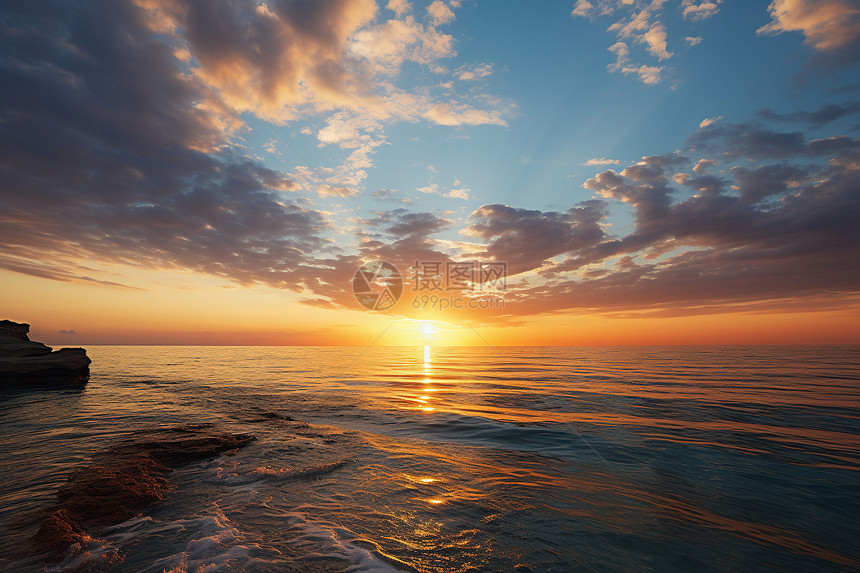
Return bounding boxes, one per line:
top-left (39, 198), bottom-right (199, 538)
top-left (148, 509), bottom-right (259, 573)
top-left (276, 511), bottom-right (404, 573)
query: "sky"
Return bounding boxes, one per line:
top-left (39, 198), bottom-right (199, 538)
top-left (1, 0), bottom-right (859, 346)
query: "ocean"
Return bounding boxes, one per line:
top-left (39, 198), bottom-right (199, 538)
top-left (0, 345), bottom-right (858, 572)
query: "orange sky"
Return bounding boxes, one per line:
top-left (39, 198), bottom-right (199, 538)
top-left (4, 268), bottom-right (858, 346)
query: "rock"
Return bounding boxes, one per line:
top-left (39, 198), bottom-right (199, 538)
top-left (34, 425), bottom-right (256, 562)
top-left (0, 320), bottom-right (91, 388)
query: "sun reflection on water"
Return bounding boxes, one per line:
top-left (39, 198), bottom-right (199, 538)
top-left (418, 345), bottom-right (435, 411)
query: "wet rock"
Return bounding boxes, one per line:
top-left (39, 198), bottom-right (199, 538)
top-left (35, 426), bottom-right (256, 562)
top-left (0, 320), bottom-right (91, 388)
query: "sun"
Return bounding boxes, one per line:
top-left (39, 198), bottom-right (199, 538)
top-left (420, 321), bottom-right (436, 338)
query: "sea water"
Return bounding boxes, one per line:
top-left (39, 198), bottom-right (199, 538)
top-left (0, 345), bottom-right (858, 572)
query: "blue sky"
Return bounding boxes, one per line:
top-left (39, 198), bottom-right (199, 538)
top-left (240, 0), bottom-right (857, 240)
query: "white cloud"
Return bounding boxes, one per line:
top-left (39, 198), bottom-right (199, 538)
top-left (693, 158), bottom-right (718, 173)
top-left (445, 187), bottom-right (471, 199)
top-left (571, 0), bottom-right (595, 18)
top-left (681, 0), bottom-right (723, 21)
top-left (427, 0), bottom-right (456, 26)
top-left (349, 15), bottom-right (455, 75)
top-left (699, 115), bottom-right (723, 128)
top-left (424, 101), bottom-right (509, 126)
top-left (138, 0), bottom-right (512, 203)
top-left (608, 41), bottom-right (663, 84)
top-left (641, 22), bottom-right (672, 60)
top-left (757, 0), bottom-right (860, 52)
top-left (457, 63), bottom-right (494, 80)
top-left (627, 64), bottom-right (663, 84)
top-left (569, 0), bottom-right (732, 83)
top-left (417, 177), bottom-right (471, 199)
top-left (584, 157), bottom-right (622, 165)
top-left (387, 0), bottom-right (412, 18)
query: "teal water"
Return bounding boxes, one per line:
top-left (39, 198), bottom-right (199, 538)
top-left (0, 346), bottom-right (858, 572)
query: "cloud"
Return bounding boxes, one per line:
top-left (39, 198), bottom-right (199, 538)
top-left (584, 158), bottom-right (622, 165)
top-left (426, 0), bottom-right (456, 26)
top-left (445, 187), bottom-right (471, 199)
top-left (758, 0), bottom-right (860, 57)
top-left (424, 101), bottom-right (510, 126)
top-left (699, 116), bottom-right (723, 127)
top-left (608, 41), bottom-right (665, 84)
top-left (757, 101), bottom-right (860, 128)
top-left (681, 0), bottom-right (723, 21)
top-left (348, 12), bottom-right (455, 75)
top-left (688, 119), bottom-right (860, 159)
top-left (692, 158), bottom-right (717, 173)
top-left (480, 120), bottom-right (860, 318)
top-left (575, 0), bottom-right (709, 84)
top-left (463, 202), bottom-right (609, 274)
top-left (730, 163), bottom-right (810, 203)
top-left (0, 0), bottom-right (352, 292)
top-left (59, 330), bottom-right (78, 335)
top-left (136, 0), bottom-right (511, 202)
top-left (456, 63), bottom-right (494, 80)
top-left (571, 0), bottom-right (730, 83)
top-left (138, 0), bottom-right (380, 122)
top-left (571, 0), bottom-right (595, 18)
top-left (641, 22), bottom-right (673, 60)
top-left (416, 179), bottom-right (472, 199)
top-left (387, 0), bottom-right (412, 18)
top-left (5, 2), bottom-right (857, 325)
top-left (372, 188), bottom-right (413, 203)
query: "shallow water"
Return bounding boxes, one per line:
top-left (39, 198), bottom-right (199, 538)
top-left (0, 345), bottom-right (858, 572)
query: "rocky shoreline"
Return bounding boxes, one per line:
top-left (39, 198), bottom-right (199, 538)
top-left (0, 320), bottom-right (91, 388)
top-left (34, 425), bottom-right (257, 564)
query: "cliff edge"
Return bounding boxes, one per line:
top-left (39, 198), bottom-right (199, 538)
top-left (0, 320), bottom-right (91, 388)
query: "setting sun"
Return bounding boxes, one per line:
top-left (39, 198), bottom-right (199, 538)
top-left (420, 321), bottom-right (436, 339)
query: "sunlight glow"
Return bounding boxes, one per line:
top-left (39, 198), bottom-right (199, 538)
top-left (420, 321), bottom-right (436, 338)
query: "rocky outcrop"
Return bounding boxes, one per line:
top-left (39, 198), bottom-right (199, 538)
top-left (0, 320), bottom-right (91, 388)
top-left (34, 425), bottom-right (256, 562)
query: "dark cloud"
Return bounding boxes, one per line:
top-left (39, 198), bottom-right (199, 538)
top-left (757, 102), bottom-right (860, 128)
top-left (456, 115), bottom-right (860, 320)
top-left (688, 123), bottom-right (807, 159)
top-left (464, 202), bottom-right (608, 274)
top-left (0, 0), bottom-right (339, 292)
top-left (688, 119), bottom-right (860, 161)
top-left (731, 164), bottom-right (811, 204)
top-left (295, 209), bottom-right (454, 311)
top-left (146, 0), bottom-right (377, 118)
